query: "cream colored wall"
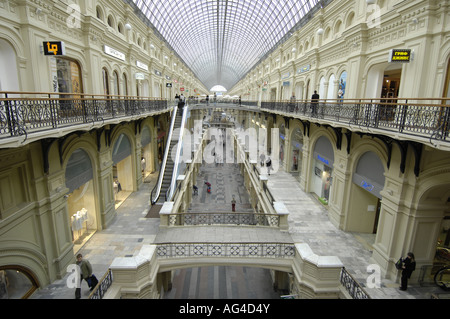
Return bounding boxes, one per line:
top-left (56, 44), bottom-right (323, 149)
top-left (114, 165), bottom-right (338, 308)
top-left (0, 117), bottom-right (162, 286)
top-left (0, 0), bottom-right (207, 96)
top-left (231, 0), bottom-right (450, 101)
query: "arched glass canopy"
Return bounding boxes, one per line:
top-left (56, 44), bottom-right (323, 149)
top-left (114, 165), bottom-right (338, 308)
top-left (130, 0), bottom-right (322, 90)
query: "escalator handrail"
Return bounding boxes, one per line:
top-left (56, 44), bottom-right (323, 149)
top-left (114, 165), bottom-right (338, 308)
top-left (166, 103), bottom-right (189, 202)
top-left (151, 104), bottom-right (178, 205)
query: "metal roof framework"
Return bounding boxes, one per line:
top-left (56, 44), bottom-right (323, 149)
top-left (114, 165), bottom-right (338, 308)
top-left (131, 0), bottom-right (322, 91)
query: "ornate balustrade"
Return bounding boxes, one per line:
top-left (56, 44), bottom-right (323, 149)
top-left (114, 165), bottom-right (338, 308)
top-left (0, 91), bottom-right (170, 143)
top-left (339, 267), bottom-right (371, 299)
top-left (261, 98), bottom-right (450, 147)
top-left (165, 212), bottom-right (280, 227)
top-left (155, 242), bottom-right (296, 259)
top-left (89, 269), bottom-right (114, 300)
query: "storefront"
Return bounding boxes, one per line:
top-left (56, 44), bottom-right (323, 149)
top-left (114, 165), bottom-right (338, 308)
top-left (112, 133), bottom-right (134, 208)
top-left (50, 57), bottom-right (82, 96)
top-left (348, 151), bottom-right (385, 233)
top-left (311, 136), bottom-right (334, 205)
top-left (65, 148), bottom-right (98, 253)
top-left (279, 124), bottom-right (285, 169)
top-left (141, 125), bottom-right (152, 178)
top-left (290, 127), bottom-right (303, 176)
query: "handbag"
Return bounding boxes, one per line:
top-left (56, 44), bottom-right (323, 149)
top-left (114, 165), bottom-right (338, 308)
top-left (395, 258), bottom-right (403, 270)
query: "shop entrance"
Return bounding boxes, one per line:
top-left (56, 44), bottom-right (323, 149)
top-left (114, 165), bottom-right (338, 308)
top-left (112, 134), bottom-right (134, 209)
top-left (65, 149), bottom-right (98, 253)
top-left (311, 136), bottom-right (334, 205)
top-left (347, 151), bottom-right (385, 234)
top-left (289, 126), bottom-right (303, 179)
top-left (141, 125), bottom-right (153, 179)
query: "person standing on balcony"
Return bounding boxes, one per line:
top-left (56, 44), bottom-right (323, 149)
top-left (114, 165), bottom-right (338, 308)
top-left (399, 252), bottom-right (416, 291)
top-left (311, 90), bottom-right (319, 116)
top-left (231, 195), bottom-right (236, 212)
top-left (289, 93), bottom-right (296, 112)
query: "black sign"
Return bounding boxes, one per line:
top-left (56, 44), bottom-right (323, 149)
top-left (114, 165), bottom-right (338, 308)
top-left (43, 41), bottom-right (66, 56)
top-left (388, 49), bottom-right (411, 63)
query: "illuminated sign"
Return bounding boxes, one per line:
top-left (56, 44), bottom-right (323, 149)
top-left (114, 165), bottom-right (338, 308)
top-left (360, 180), bottom-right (374, 192)
top-left (317, 155), bottom-right (329, 165)
top-left (43, 41), bottom-right (66, 56)
top-left (388, 49), bottom-right (411, 63)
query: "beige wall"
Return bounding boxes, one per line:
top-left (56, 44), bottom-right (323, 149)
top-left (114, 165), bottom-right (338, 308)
top-left (0, 116), bottom-right (161, 286)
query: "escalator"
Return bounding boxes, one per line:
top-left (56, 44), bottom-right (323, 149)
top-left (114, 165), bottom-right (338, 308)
top-left (151, 104), bottom-right (186, 205)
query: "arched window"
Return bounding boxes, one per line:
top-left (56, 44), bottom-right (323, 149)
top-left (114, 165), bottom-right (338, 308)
top-left (122, 73), bottom-right (128, 96)
top-left (102, 68), bottom-right (109, 96)
top-left (113, 71), bottom-right (120, 96)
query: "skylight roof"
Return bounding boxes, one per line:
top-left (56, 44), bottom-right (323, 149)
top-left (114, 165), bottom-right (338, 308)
top-left (130, 0), bottom-right (321, 91)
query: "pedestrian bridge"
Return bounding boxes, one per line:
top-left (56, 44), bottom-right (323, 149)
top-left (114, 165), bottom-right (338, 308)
top-left (101, 226), bottom-right (348, 299)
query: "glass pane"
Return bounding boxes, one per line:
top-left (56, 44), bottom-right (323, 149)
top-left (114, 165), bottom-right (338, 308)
top-left (130, 0), bottom-right (321, 90)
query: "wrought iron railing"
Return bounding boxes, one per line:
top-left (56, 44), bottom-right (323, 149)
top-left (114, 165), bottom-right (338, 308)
top-left (0, 91), bottom-right (169, 142)
top-left (166, 212), bottom-right (280, 227)
top-left (340, 267), bottom-right (371, 299)
top-left (155, 242), bottom-right (296, 259)
top-left (261, 98), bottom-right (450, 146)
top-left (89, 269), bottom-right (114, 299)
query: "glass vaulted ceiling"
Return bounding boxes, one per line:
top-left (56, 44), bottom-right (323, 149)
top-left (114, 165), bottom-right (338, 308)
top-left (131, 0), bottom-right (321, 91)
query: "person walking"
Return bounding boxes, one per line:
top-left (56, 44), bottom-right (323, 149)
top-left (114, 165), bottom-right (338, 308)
top-left (266, 156), bottom-right (272, 176)
top-left (399, 252), bottom-right (416, 291)
top-left (231, 195), bottom-right (236, 212)
top-left (75, 254), bottom-right (94, 299)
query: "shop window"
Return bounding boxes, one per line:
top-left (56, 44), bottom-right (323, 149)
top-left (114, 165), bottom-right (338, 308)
top-left (102, 68), bottom-right (109, 96)
top-left (113, 71), bottom-right (120, 96)
top-left (50, 57), bottom-right (82, 95)
top-left (65, 149), bottom-right (97, 251)
top-left (122, 73), bottom-right (128, 96)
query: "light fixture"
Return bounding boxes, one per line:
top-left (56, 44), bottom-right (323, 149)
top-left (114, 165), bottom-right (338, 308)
top-left (124, 23), bottom-right (132, 30)
top-left (317, 28), bottom-right (324, 35)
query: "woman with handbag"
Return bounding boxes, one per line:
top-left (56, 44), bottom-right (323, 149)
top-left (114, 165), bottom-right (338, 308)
top-left (399, 252), bottom-right (416, 291)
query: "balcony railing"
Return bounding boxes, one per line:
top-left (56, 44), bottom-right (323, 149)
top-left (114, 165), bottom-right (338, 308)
top-left (261, 98), bottom-right (450, 146)
top-left (0, 92), bottom-right (170, 142)
top-left (166, 212), bottom-right (280, 227)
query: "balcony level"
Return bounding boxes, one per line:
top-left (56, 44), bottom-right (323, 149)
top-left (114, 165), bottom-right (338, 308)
top-left (0, 92), bottom-right (171, 149)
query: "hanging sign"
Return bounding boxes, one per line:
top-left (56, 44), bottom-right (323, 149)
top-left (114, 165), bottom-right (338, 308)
top-left (43, 41), bottom-right (66, 56)
top-left (388, 49), bottom-right (411, 63)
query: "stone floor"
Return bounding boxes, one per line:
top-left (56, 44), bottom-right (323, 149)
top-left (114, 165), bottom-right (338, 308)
top-left (30, 157), bottom-right (448, 299)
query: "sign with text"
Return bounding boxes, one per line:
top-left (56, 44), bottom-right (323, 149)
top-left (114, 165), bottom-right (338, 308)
top-left (104, 45), bottom-right (125, 61)
top-left (43, 41), bottom-right (66, 56)
top-left (388, 49), bottom-right (411, 63)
